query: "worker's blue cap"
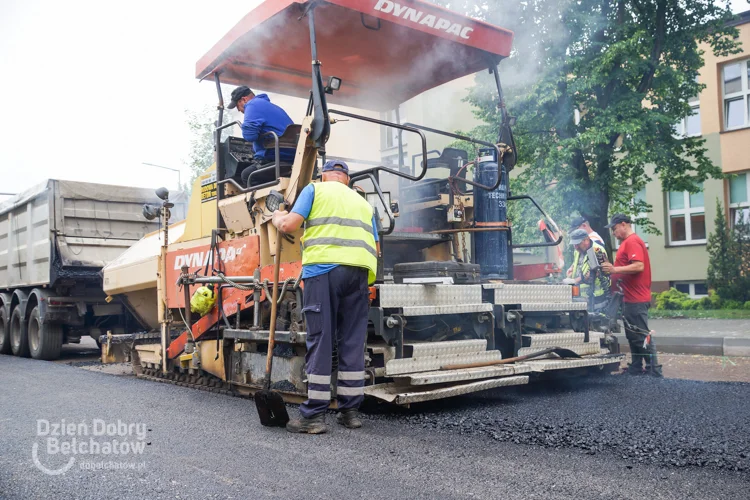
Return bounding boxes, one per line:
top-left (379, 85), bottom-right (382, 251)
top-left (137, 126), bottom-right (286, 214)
top-left (321, 160), bottom-right (349, 174)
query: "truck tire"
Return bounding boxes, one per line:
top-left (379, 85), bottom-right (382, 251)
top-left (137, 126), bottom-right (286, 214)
top-left (0, 308), bottom-right (11, 354)
top-left (27, 306), bottom-right (62, 361)
top-left (10, 307), bottom-right (30, 357)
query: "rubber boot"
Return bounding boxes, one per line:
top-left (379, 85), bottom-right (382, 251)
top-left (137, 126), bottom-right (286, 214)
top-left (286, 413), bottom-right (328, 434)
top-left (336, 409), bottom-right (363, 429)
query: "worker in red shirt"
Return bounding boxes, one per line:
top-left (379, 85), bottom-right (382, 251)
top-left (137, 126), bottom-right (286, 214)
top-left (601, 214), bottom-right (662, 377)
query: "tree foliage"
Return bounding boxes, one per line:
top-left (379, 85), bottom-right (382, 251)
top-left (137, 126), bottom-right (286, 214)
top-left (707, 198), bottom-right (750, 303)
top-left (183, 98), bottom-right (241, 189)
top-left (436, 0), bottom-right (741, 249)
top-left (184, 105), bottom-right (218, 188)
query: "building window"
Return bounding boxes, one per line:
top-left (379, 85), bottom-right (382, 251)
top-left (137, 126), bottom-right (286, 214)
top-left (668, 187), bottom-right (706, 245)
top-left (729, 173), bottom-right (750, 228)
top-left (672, 281), bottom-right (709, 298)
top-left (674, 85), bottom-right (701, 137)
top-left (723, 59), bottom-right (750, 130)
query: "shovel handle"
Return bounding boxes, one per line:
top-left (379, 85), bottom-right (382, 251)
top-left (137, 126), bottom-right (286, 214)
top-left (264, 204), bottom-right (285, 389)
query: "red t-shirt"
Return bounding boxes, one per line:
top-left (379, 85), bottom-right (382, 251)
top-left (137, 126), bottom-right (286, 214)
top-left (613, 233), bottom-right (651, 303)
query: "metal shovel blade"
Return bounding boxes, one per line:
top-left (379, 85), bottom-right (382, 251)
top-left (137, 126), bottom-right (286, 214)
top-left (255, 390), bottom-right (290, 427)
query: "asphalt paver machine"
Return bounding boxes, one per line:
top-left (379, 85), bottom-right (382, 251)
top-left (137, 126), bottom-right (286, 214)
top-left (104, 0), bottom-right (624, 404)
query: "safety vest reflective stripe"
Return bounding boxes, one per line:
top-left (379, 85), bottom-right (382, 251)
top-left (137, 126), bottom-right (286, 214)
top-left (302, 237), bottom-right (378, 259)
top-left (306, 216), bottom-right (373, 232)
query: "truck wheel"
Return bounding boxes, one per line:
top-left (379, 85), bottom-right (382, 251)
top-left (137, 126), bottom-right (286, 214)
top-left (0, 309), bottom-right (11, 354)
top-left (27, 307), bottom-right (62, 361)
top-left (10, 307), bottom-right (30, 357)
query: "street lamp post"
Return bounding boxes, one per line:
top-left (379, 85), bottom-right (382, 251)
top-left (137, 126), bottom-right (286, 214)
top-left (142, 162), bottom-right (181, 188)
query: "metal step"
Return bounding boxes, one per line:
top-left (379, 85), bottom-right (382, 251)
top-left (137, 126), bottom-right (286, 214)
top-left (518, 342), bottom-right (601, 357)
top-left (406, 339), bottom-right (487, 357)
top-left (523, 332), bottom-right (603, 348)
top-left (519, 302), bottom-right (587, 311)
top-left (484, 283), bottom-right (573, 305)
top-left (400, 303), bottom-right (493, 316)
top-left (385, 350), bottom-right (504, 376)
top-left (364, 376), bottom-right (530, 404)
top-left (524, 354), bottom-right (624, 372)
top-left (393, 364), bottom-right (532, 385)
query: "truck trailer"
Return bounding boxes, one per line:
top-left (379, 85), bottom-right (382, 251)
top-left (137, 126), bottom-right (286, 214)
top-left (0, 179), bottom-right (186, 360)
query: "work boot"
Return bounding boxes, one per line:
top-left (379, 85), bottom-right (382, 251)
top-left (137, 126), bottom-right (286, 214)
top-left (286, 413), bottom-right (328, 434)
top-left (336, 409), bottom-right (363, 429)
top-left (625, 363), bottom-right (645, 375)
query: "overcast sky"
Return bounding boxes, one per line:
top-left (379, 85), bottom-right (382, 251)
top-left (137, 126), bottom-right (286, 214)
top-left (0, 0), bottom-right (748, 198)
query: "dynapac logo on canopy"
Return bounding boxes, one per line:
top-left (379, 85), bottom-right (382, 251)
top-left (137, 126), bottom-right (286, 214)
top-left (373, 0), bottom-right (474, 40)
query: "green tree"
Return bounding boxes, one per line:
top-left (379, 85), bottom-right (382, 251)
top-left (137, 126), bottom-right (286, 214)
top-left (184, 105), bottom-right (218, 188)
top-left (436, 0), bottom-right (741, 250)
top-left (707, 199), bottom-right (750, 302)
top-left (707, 198), bottom-right (737, 296)
top-left (184, 99), bottom-right (241, 189)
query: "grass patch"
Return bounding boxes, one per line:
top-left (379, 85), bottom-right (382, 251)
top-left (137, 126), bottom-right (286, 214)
top-left (649, 309), bottom-right (750, 320)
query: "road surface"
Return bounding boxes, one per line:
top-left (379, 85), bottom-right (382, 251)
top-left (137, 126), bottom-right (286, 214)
top-left (1, 354), bottom-right (748, 499)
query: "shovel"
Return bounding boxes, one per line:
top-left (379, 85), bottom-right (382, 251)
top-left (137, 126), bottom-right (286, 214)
top-left (254, 216), bottom-right (290, 427)
top-left (441, 346), bottom-right (581, 370)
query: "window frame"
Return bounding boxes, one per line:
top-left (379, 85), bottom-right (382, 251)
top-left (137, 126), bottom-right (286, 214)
top-left (667, 189), bottom-right (706, 246)
top-left (381, 107), bottom-right (406, 151)
top-left (672, 281), bottom-right (709, 299)
top-left (729, 173), bottom-right (750, 228)
top-left (674, 100), bottom-right (701, 138)
top-left (722, 59), bottom-right (750, 131)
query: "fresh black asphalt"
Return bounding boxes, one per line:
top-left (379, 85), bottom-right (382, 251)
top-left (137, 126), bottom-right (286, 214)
top-left (1, 354), bottom-right (748, 499)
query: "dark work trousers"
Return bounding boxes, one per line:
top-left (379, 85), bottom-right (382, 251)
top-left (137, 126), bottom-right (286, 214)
top-left (299, 265), bottom-right (369, 418)
top-left (240, 160), bottom-right (265, 188)
top-left (623, 302), bottom-right (661, 375)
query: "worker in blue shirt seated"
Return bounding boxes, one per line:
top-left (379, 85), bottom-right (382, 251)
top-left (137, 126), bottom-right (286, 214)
top-left (228, 86), bottom-right (296, 187)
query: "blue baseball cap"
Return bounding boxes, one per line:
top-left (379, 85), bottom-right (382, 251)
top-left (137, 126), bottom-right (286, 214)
top-left (321, 160), bottom-right (349, 174)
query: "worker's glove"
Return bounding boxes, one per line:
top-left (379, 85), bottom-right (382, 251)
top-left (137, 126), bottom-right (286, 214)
top-left (562, 278), bottom-right (576, 285)
top-left (190, 285), bottom-right (217, 317)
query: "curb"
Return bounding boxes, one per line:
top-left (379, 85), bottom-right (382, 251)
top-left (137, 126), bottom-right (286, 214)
top-left (615, 335), bottom-right (750, 357)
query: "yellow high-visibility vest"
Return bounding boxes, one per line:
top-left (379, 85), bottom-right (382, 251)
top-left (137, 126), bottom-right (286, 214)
top-left (301, 182), bottom-right (378, 284)
top-left (572, 240), bottom-right (610, 298)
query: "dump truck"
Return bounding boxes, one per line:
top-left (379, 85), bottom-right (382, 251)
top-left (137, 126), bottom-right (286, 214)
top-left (0, 179), bottom-right (186, 360)
top-left (102, 0), bottom-right (624, 405)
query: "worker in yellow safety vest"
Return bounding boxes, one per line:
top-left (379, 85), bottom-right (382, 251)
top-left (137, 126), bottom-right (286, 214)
top-left (271, 160), bottom-right (379, 434)
top-left (569, 228), bottom-right (611, 309)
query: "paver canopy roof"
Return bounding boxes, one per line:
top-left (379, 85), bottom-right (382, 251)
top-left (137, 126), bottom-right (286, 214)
top-left (196, 0), bottom-right (514, 111)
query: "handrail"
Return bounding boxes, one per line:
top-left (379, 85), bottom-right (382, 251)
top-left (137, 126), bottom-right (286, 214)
top-left (350, 172), bottom-right (395, 236)
top-left (401, 122), bottom-right (505, 192)
top-left (328, 109), bottom-right (429, 184)
top-left (215, 129), bottom-right (282, 194)
top-left (508, 195), bottom-right (563, 248)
